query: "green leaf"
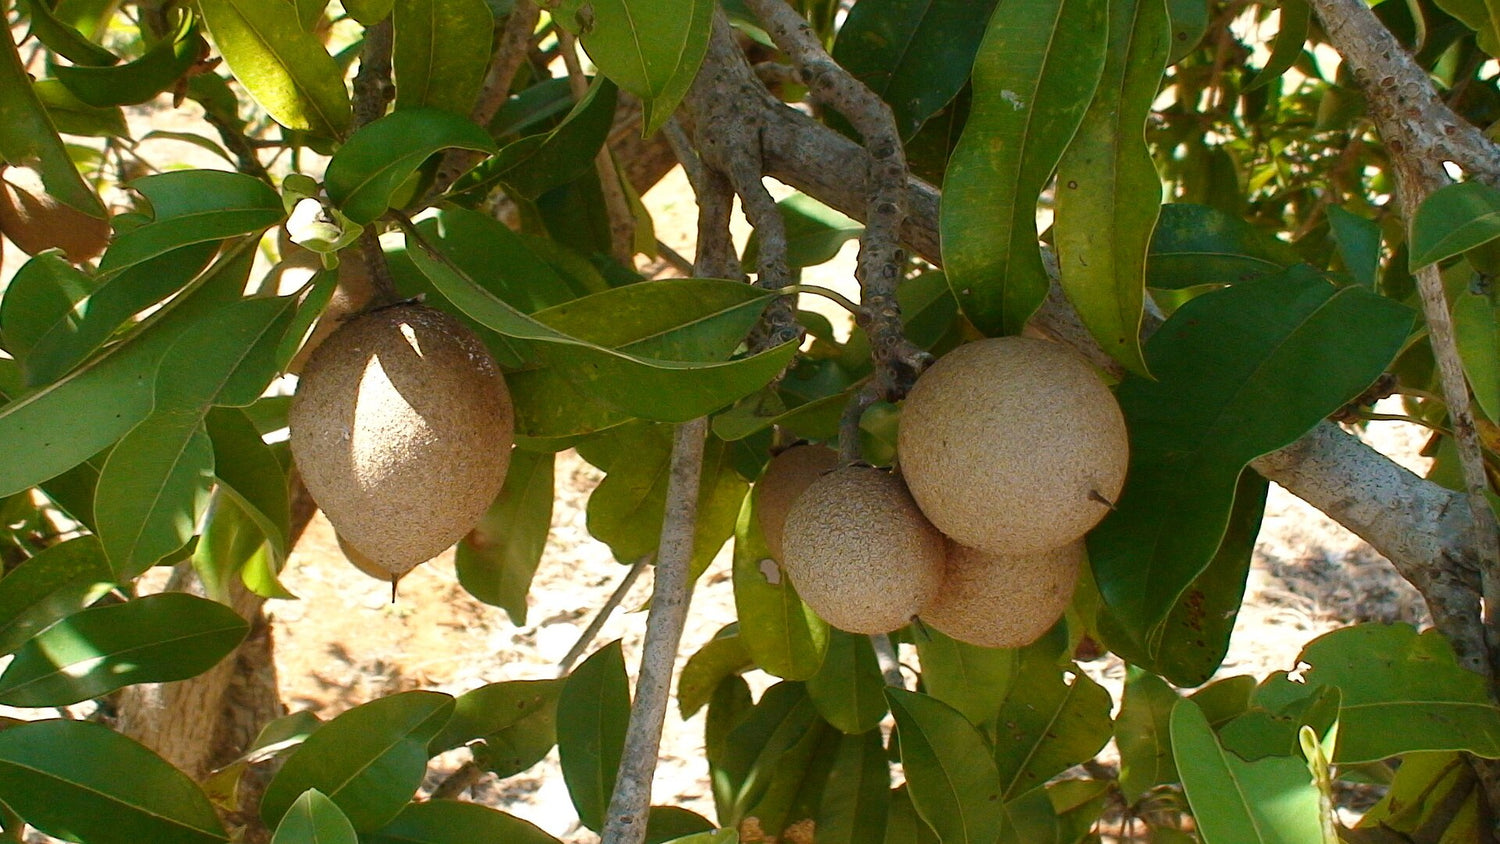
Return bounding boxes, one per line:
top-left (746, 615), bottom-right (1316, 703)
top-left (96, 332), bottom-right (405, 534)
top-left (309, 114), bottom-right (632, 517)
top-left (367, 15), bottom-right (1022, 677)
top-left (644, 806), bottom-right (716, 843)
top-left (453, 76), bottom-right (618, 202)
top-left (558, 640), bottom-right (630, 832)
top-left (428, 678), bottom-right (563, 777)
top-left (679, 630), bottom-right (753, 718)
top-left (1165, 0), bottom-right (1208, 62)
top-left (392, 0), bottom-right (493, 115)
top-left (552, 0), bottom-right (714, 134)
top-left (1289, 624), bottom-right (1500, 763)
top-left (194, 490), bottom-right (289, 603)
top-left (20, 0), bottom-right (119, 66)
top-left (1242, 0), bottom-right (1308, 91)
top-left (817, 730), bottom-right (891, 843)
top-left (97, 169), bottom-right (283, 277)
top-left (732, 495), bottom-right (829, 679)
top-left (0, 20), bottom-right (107, 217)
top-left (33, 78), bottom-right (129, 137)
top-left (50, 11), bottom-right (204, 107)
top-left (915, 628), bottom-right (1017, 728)
top-left (326, 109), bottom-right (495, 224)
top-left (1326, 205), bottom-right (1381, 289)
top-left (456, 450), bottom-right (552, 624)
top-left (197, 0), bottom-right (352, 136)
top-left (1171, 698), bottom-right (1324, 844)
top-left (830, 0), bottom-right (999, 140)
top-left (885, 785), bottom-right (941, 843)
top-left (712, 682), bottom-right (824, 825)
top-left (271, 789), bottom-right (357, 844)
top-left (806, 628), bottom-right (888, 734)
top-left (344, 0), bottom-right (396, 24)
top-left (1146, 203), bottom-right (1299, 289)
top-left (992, 647), bottom-right (1113, 800)
top-left (0, 535), bottom-right (114, 657)
top-left (1053, 0), bottom-right (1168, 377)
top-left (0, 719), bottom-right (228, 844)
top-left (743, 192), bottom-right (863, 270)
top-left (887, 688), bottom-right (1005, 844)
top-left (1410, 181), bottom-right (1500, 270)
top-left (1455, 288), bottom-right (1500, 423)
top-left (365, 800), bottom-right (562, 844)
top-left (1115, 666), bottom-right (1180, 804)
top-left (207, 406), bottom-right (290, 557)
top-left (1355, 751), bottom-right (1478, 840)
top-left (940, 0), bottom-right (1108, 335)
top-left (0, 252), bottom-right (96, 367)
top-left (0, 591), bottom-right (248, 706)
top-left (1090, 267), bottom-right (1414, 637)
top-left (261, 691), bottom-right (455, 830)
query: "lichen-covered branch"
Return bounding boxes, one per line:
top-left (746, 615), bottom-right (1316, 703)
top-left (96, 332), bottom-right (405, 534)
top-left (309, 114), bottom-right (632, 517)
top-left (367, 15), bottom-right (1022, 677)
top-left (351, 18), bottom-right (394, 130)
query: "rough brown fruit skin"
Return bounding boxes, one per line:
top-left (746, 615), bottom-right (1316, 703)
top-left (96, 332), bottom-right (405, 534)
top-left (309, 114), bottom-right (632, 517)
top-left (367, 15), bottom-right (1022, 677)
top-left (290, 303), bottom-right (514, 573)
top-left (755, 443), bottom-right (838, 562)
top-left (0, 174), bottom-right (110, 262)
top-left (781, 465), bottom-right (946, 634)
top-left (335, 532), bottom-right (418, 583)
top-left (898, 336), bottom-right (1128, 556)
top-left (922, 539), bottom-right (1082, 649)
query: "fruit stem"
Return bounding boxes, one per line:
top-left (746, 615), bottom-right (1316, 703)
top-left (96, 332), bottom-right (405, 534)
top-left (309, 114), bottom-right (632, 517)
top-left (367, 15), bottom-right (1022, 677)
top-left (780, 283), bottom-right (861, 317)
top-left (870, 632), bottom-right (906, 689)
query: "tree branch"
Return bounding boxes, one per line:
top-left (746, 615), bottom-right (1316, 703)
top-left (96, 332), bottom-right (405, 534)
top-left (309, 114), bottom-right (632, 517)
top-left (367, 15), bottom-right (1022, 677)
top-left (600, 419), bottom-right (707, 844)
top-left (351, 19), bottom-right (394, 130)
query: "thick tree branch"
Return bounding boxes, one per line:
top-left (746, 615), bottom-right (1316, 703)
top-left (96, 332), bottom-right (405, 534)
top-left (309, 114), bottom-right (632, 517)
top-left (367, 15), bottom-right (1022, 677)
top-left (351, 19), bottom-right (394, 130)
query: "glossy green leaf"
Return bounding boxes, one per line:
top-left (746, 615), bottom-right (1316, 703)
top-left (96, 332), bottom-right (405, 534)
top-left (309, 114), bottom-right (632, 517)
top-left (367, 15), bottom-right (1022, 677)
top-left (33, 78), bottom-right (129, 137)
top-left (453, 76), bottom-right (618, 202)
top-left (644, 806), bottom-right (716, 843)
top-left (1171, 698), bottom-right (1324, 844)
top-left (197, 0), bottom-right (352, 136)
top-left (0, 591), bottom-right (248, 706)
top-left (1455, 289), bottom-right (1500, 423)
top-left (194, 490), bottom-right (288, 603)
top-left (558, 640), bottom-right (630, 831)
top-left (732, 495), bottom-right (829, 679)
top-left (1436, 0), bottom-right (1500, 56)
top-left (0, 21), bottom-right (107, 217)
top-left (1242, 0), bottom-right (1309, 91)
top-left (1054, 0), bottom-right (1168, 376)
top-left (806, 628), bottom-right (887, 734)
top-left (993, 648), bottom-right (1113, 800)
top-left (1165, 0), bottom-right (1208, 62)
top-left (1219, 683), bottom-right (1341, 763)
top-left (1410, 181), bottom-right (1500, 270)
top-left (1116, 666), bottom-right (1180, 804)
top-left (0, 535), bottom-right (114, 657)
top-left (730, 714), bottom-right (835, 835)
top-left (261, 691), bottom-right (455, 830)
top-left (21, 0), bottom-right (118, 66)
top-left (456, 449), bottom-right (552, 623)
top-left (679, 630), bottom-right (753, 718)
top-left (326, 109), bottom-right (495, 223)
top-left (0, 719), bottom-right (228, 844)
top-left (439, 679), bottom-right (562, 778)
top-left (1325, 205), bottom-right (1381, 289)
top-left (344, 0), bottom-right (396, 24)
top-left (705, 676), bottom-right (754, 818)
top-left (1090, 267), bottom-right (1413, 637)
top-left (817, 729), bottom-right (891, 843)
top-left (915, 629), bottom-right (1017, 728)
top-left (408, 207), bottom-right (579, 314)
top-left (712, 682), bottom-right (823, 824)
top-left (96, 170), bottom-right (282, 277)
top-left (271, 789), bottom-right (357, 844)
top-left (207, 406), bottom-right (290, 557)
top-left (885, 785), bottom-right (941, 843)
top-left (743, 192), bottom-right (863, 270)
top-left (830, 0), bottom-right (998, 139)
top-left (887, 688), bottom-right (1004, 844)
top-left (365, 800), bottom-right (562, 844)
top-left (51, 11), bottom-right (203, 107)
top-left (552, 0), bottom-right (713, 133)
top-left (392, 0), bottom-right (493, 115)
top-left (1146, 203), bottom-right (1299, 289)
top-left (940, 0), bottom-right (1108, 335)
top-left (0, 252), bottom-right (95, 366)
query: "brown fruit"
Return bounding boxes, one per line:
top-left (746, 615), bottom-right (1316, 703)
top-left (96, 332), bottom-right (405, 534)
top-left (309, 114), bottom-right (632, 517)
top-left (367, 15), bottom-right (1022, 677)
top-left (781, 465), bottom-right (946, 634)
top-left (283, 244), bottom-right (375, 375)
top-left (290, 303), bottom-right (514, 574)
top-left (755, 443), bottom-right (838, 561)
top-left (921, 539), bottom-right (1082, 649)
top-left (897, 336), bottom-right (1128, 556)
top-left (0, 171), bottom-right (110, 262)
top-left (336, 532), bottom-right (417, 584)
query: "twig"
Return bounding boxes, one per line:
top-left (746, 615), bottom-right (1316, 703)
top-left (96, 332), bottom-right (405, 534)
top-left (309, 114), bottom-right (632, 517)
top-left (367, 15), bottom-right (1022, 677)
top-left (654, 241), bottom-right (695, 276)
top-left (351, 18), bottom-right (394, 130)
top-left (431, 758), bottom-right (486, 799)
top-left (557, 555), bottom-right (651, 676)
top-left (600, 419), bottom-right (708, 844)
top-left (869, 633), bottom-right (905, 688)
top-left (557, 27), bottom-right (637, 266)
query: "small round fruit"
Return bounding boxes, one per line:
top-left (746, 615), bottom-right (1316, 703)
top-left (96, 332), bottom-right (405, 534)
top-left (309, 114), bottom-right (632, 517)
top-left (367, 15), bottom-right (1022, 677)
top-left (897, 336), bottom-right (1128, 556)
top-left (755, 443), bottom-right (838, 561)
top-left (290, 303), bottom-right (513, 573)
top-left (0, 170), bottom-right (110, 262)
top-left (922, 539), bottom-right (1082, 649)
top-left (781, 465), bottom-right (946, 634)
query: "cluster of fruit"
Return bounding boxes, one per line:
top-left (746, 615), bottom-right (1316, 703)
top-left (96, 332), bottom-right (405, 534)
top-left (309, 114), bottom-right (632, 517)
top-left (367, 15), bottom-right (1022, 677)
top-left (0, 168), bottom-right (111, 263)
top-left (760, 336), bottom-right (1129, 649)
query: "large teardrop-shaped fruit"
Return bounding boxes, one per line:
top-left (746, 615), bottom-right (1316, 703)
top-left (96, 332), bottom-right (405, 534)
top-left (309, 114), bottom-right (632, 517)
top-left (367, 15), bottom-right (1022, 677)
top-left (290, 303), bottom-right (514, 573)
top-left (781, 465), bottom-right (946, 634)
top-left (921, 539), bottom-right (1082, 649)
top-left (0, 170), bottom-right (110, 262)
top-left (897, 336), bottom-right (1129, 556)
top-left (755, 442), bottom-right (838, 562)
